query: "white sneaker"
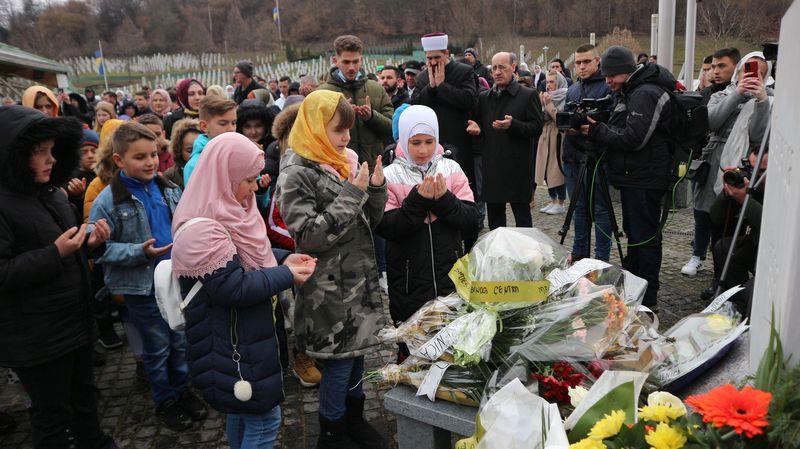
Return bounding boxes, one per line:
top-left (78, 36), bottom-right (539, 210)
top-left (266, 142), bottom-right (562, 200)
top-left (379, 272), bottom-right (388, 293)
top-left (540, 203), bottom-right (556, 213)
top-left (681, 256), bottom-right (703, 276)
top-left (546, 204), bottom-right (566, 215)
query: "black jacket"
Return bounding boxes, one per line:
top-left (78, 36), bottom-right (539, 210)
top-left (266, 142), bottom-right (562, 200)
top-left (389, 88), bottom-right (409, 111)
top-left (588, 63), bottom-right (675, 191)
top-left (471, 60), bottom-right (493, 86)
top-left (473, 80), bottom-right (545, 203)
top-left (710, 188), bottom-right (763, 246)
top-left (411, 61), bottom-right (479, 181)
top-left (0, 106), bottom-right (94, 368)
top-left (562, 70), bottom-right (613, 163)
top-left (233, 80), bottom-right (267, 105)
top-left (376, 159), bottom-right (479, 324)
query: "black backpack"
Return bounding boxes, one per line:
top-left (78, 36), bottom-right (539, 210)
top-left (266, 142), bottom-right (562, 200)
top-left (665, 89), bottom-right (709, 160)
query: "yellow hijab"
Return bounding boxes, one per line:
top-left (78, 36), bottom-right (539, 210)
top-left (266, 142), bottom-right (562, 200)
top-left (22, 86), bottom-right (59, 117)
top-left (288, 90), bottom-right (351, 180)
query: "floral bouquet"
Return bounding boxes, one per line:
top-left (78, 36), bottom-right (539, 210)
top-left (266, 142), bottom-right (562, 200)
top-left (377, 293), bottom-right (464, 359)
top-left (449, 227), bottom-right (569, 312)
top-left (650, 296), bottom-right (748, 391)
top-left (510, 286), bottom-right (639, 362)
top-left (363, 356), bottom-right (492, 407)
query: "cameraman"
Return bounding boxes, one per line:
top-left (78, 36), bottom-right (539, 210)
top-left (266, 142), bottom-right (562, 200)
top-left (709, 145), bottom-right (767, 317)
top-left (562, 43), bottom-right (614, 262)
top-left (581, 46), bottom-right (676, 309)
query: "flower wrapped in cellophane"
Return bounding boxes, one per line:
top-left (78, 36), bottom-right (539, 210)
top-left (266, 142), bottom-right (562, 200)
top-left (364, 356), bottom-right (492, 407)
top-left (376, 293), bottom-right (464, 360)
top-left (649, 291), bottom-right (748, 391)
top-left (509, 275), bottom-right (642, 362)
top-left (449, 227), bottom-right (569, 312)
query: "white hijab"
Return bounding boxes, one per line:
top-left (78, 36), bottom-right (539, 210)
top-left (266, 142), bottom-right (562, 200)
top-left (398, 105), bottom-right (440, 167)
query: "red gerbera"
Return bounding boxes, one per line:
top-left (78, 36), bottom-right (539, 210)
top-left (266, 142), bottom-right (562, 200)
top-left (685, 384), bottom-right (772, 438)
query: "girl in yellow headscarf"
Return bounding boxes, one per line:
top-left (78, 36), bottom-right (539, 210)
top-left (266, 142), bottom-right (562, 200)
top-left (276, 89), bottom-right (388, 448)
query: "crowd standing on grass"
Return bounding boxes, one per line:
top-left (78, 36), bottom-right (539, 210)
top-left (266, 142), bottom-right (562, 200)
top-left (0, 30), bottom-right (776, 449)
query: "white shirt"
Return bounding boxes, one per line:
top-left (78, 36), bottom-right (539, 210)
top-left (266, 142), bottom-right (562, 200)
top-left (275, 95), bottom-right (287, 110)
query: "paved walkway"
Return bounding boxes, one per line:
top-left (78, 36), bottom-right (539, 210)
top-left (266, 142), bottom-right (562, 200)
top-left (0, 187), bottom-right (714, 449)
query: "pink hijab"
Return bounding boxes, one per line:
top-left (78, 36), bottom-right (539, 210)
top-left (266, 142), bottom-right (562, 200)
top-left (149, 89), bottom-right (172, 118)
top-left (171, 132), bottom-right (276, 277)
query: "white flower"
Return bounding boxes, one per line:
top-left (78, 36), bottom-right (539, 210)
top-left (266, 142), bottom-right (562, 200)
top-left (647, 391), bottom-right (687, 414)
top-left (568, 386), bottom-right (589, 408)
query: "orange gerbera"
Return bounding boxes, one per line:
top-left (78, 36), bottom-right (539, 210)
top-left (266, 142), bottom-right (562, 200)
top-left (685, 384), bottom-right (772, 438)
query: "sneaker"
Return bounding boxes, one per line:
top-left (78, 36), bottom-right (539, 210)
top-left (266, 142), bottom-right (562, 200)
top-left (98, 329), bottom-right (123, 350)
top-left (156, 399), bottom-right (192, 431)
top-left (681, 256), bottom-right (704, 276)
top-left (177, 390), bottom-right (208, 422)
top-left (378, 272), bottom-right (388, 294)
top-left (293, 353), bottom-right (322, 388)
top-left (539, 203), bottom-right (555, 213)
top-left (546, 204), bottom-right (566, 215)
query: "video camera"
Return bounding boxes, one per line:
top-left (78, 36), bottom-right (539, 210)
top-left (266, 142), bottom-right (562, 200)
top-left (723, 157), bottom-right (754, 189)
top-left (556, 95), bottom-right (614, 131)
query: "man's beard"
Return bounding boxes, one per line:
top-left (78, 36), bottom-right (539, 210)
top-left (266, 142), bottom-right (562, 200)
top-left (384, 84), bottom-right (397, 94)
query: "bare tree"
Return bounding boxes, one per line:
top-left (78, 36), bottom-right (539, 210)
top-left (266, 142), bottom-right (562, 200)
top-left (698, 0), bottom-right (750, 46)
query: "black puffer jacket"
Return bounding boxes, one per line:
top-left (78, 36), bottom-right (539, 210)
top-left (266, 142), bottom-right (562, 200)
top-left (377, 153), bottom-right (480, 324)
top-left (0, 106), bottom-right (94, 368)
top-left (588, 63), bottom-right (675, 191)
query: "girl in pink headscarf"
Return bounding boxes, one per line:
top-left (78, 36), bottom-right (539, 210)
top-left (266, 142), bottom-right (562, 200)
top-left (149, 89), bottom-right (172, 120)
top-left (171, 132), bottom-right (315, 449)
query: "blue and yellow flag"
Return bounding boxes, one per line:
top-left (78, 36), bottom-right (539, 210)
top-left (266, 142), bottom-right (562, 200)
top-left (93, 50), bottom-right (106, 76)
top-left (272, 6), bottom-right (280, 25)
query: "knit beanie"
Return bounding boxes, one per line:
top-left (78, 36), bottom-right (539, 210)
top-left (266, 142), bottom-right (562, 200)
top-left (464, 48), bottom-right (478, 59)
top-left (81, 129), bottom-right (100, 148)
top-left (600, 46), bottom-right (637, 76)
top-left (235, 60), bottom-right (254, 78)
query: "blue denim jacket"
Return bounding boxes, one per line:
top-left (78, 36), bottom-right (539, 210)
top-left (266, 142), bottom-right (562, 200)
top-left (89, 175), bottom-right (182, 295)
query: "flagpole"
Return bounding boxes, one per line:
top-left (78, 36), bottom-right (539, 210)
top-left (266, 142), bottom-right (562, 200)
top-left (98, 40), bottom-right (109, 92)
top-left (275, 0), bottom-right (282, 43)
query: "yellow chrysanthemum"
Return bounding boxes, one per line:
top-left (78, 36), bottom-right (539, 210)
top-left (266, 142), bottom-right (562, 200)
top-left (645, 423), bottom-right (687, 449)
top-left (569, 438), bottom-right (608, 449)
top-left (588, 410), bottom-right (626, 440)
top-left (639, 404), bottom-right (686, 423)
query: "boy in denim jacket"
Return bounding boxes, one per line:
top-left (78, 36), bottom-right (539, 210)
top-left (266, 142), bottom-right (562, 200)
top-left (90, 122), bottom-right (207, 431)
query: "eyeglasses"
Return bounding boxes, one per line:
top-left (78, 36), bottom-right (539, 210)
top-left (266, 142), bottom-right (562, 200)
top-left (575, 59), bottom-right (595, 66)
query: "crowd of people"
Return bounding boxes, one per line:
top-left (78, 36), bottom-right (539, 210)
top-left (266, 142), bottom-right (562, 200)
top-left (0, 31), bottom-right (774, 449)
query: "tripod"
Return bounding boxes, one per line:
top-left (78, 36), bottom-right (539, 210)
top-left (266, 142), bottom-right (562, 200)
top-left (558, 152), bottom-right (625, 261)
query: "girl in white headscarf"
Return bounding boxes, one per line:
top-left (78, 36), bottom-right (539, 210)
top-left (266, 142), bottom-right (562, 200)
top-left (535, 71), bottom-right (569, 214)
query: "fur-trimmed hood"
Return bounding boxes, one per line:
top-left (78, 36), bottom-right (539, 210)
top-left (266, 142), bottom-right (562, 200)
top-left (0, 105), bottom-right (83, 195)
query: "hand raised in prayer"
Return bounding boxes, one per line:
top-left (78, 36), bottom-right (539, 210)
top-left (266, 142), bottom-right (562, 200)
top-left (492, 115), bottom-right (513, 130)
top-left (370, 155), bottom-right (384, 186)
top-left (351, 161), bottom-right (370, 192)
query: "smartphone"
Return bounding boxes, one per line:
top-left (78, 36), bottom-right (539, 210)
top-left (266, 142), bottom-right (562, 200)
top-left (744, 61), bottom-right (759, 79)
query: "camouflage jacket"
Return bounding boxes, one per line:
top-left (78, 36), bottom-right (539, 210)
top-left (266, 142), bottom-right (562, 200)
top-left (277, 150), bottom-right (387, 359)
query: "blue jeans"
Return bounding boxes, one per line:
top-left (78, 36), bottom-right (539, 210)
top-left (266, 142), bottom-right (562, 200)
top-left (563, 160), bottom-right (612, 261)
top-left (124, 295), bottom-right (190, 408)
top-left (226, 406), bottom-right (281, 449)
top-left (319, 357), bottom-right (364, 421)
top-left (620, 189), bottom-right (666, 307)
top-left (374, 234), bottom-right (387, 273)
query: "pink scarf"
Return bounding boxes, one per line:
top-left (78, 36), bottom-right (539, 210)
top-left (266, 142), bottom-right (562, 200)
top-left (171, 132), bottom-right (276, 277)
